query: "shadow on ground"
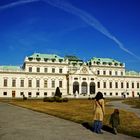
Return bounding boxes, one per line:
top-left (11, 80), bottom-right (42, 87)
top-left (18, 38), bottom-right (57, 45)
top-left (82, 122), bottom-right (114, 134)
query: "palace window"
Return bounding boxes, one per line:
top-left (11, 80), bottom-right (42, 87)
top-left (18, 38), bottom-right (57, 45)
top-left (121, 71), bottom-right (123, 76)
top-left (109, 71), bottom-right (112, 75)
top-left (115, 71), bottom-right (118, 76)
top-left (115, 82), bottom-right (118, 88)
top-left (20, 92), bottom-right (24, 96)
top-left (36, 80), bottom-right (40, 87)
top-left (37, 67), bottom-right (40, 73)
top-left (52, 80), bottom-right (55, 88)
top-left (132, 82), bottom-right (134, 88)
top-left (116, 92), bottom-right (118, 95)
top-left (137, 83), bottom-right (139, 88)
top-left (97, 70), bottom-right (100, 75)
top-left (20, 80), bottom-right (24, 87)
top-left (3, 79), bottom-right (7, 87)
top-left (59, 68), bottom-right (63, 73)
top-left (127, 82), bottom-right (129, 88)
top-left (29, 67), bottom-right (32, 72)
top-left (103, 82), bottom-right (106, 88)
top-left (110, 93), bottom-right (112, 96)
top-left (59, 81), bottom-right (62, 88)
top-left (97, 82), bottom-right (100, 88)
top-left (28, 80), bottom-right (32, 87)
top-left (3, 92), bottom-right (7, 96)
top-left (44, 68), bottom-right (48, 73)
top-left (44, 92), bottom-right (47, 96)
top-left (28, 92), bottom-right (32, 97)
top-left (121, 82), bottom-right (124, 88)
top-left (109, 82), bottom-right (112, 88)
top-left (12, 79), bottom-right (16, 87)
top-left (44, 80), bottom-right (48, 88)
top-left (103, 71), bottom-right (106, 75)
top-left (74, 78), bottom-right (78, 80)
top-left (36, 92), bottom-right (40, 96)
top-left (52, 68), bottom-right (55, 73)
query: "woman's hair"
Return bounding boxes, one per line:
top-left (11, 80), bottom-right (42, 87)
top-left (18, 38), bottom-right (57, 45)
top-left (114, 109), bottom-right (119, 114)
top-left (94, 92), bottom-right (104, 101)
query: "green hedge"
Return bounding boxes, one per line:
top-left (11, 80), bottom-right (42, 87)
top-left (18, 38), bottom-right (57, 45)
top-left (43, 97), bottom-right (68, 102)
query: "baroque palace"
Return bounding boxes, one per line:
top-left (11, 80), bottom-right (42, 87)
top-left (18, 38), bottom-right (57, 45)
top-left (0, 53), bottom-right (140, 98)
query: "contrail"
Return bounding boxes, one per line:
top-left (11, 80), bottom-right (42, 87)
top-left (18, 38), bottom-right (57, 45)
top-left (42, 0), bottom-right (140, 60)
top-left (0, 0), bottom-right (40, 10)
top-left (1, 0), bottom-right (140, 60)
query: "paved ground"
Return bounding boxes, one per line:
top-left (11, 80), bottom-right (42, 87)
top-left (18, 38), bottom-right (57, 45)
top-left (0, 102), bottom-right (139, 140)
top-left (108, 100), bottom-right (140, 118)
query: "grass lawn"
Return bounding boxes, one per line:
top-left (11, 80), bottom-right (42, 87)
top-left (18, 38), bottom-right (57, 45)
top-left (122, 98), bottom-right (140, 109)
top-left (2, 98), bottom-right (140, 138)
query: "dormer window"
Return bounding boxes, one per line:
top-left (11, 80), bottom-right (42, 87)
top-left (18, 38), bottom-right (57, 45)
top-left (108, 62), bottom-right (112, 65)
top-left (28, 57), bottom-right (33, 61)
top-left (36, 58), bottom-right (41, 61)
top-left (52, 59), bottom-right (55, 62)
top-left (103, 62), bottom-right (107, 65)
top-left (59, 59), bottom-right (63, 63)
top-left (44, 58), bottom-right (48, 62)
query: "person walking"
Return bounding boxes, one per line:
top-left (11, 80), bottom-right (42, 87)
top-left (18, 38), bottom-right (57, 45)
top-left (93, 92), bottom-right (105, 134)
top-left (109, 109), bottom-right (120, 134)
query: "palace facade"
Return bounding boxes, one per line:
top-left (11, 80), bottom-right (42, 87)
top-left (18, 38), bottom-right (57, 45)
top-left (0, 53), bottom-right (140, 98)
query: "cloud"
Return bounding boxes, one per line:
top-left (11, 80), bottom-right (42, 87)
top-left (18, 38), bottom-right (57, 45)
top-left (0, 0), bottom-right (40, 10)
top-left (42, 0), bottom-right (140, 60)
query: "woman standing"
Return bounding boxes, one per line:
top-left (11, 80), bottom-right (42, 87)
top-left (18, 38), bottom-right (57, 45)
top-left (93, 92), bottom-right (105, 134)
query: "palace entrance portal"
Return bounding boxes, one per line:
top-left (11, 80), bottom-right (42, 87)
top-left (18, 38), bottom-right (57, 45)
top-left (73, 81), bottom-right (79, 94)
top-left (81, 82), bottom-right (87, 95)
top-left (90, 82), bottom-right (96, 94)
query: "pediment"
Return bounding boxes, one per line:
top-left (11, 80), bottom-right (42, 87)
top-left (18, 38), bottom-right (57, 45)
top-left (74, 66), bottom-right (94, 75)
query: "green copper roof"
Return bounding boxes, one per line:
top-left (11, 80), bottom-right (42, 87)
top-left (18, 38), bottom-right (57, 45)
top-left (126, 71), bottom-right (140, 76)
top-left (28, 53), bottom-right (64, 60)
top-left (0, 66), bottom-right (21, 71)
top-left (90, 57), bottom-right (121, 63)
top-left (65, 55), bottom-right (83, 62)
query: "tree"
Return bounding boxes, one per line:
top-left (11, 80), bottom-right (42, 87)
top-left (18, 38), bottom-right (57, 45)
top-left (54, 87), bottom-right (62, 98)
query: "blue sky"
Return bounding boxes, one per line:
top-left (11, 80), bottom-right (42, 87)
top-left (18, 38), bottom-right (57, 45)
top-left (0, 0), bottom-right (140, 71)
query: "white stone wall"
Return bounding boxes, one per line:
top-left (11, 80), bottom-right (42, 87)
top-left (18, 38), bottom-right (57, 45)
top-left (0, 58), bottom-right (140, 98)
top-left (0, 72), bottom-right (67, 98)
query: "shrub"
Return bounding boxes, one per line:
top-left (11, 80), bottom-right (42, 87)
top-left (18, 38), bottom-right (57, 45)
top-left (43, 97), bottom-right (55, 102)
top-left (54, 87), bottom-right (62, 98)
top-left (48, 97), bottom-right (55, 102)
top-left (55, 97), bottom-right (63, 102)
top-left (22, 94), bottom-right (27, 100)
top-left (23, 97), bottom-right (27, 100)
top-left (43, 97), bottom-right (48, 102)
top-left (62, 97), bottom-right (68, 102)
